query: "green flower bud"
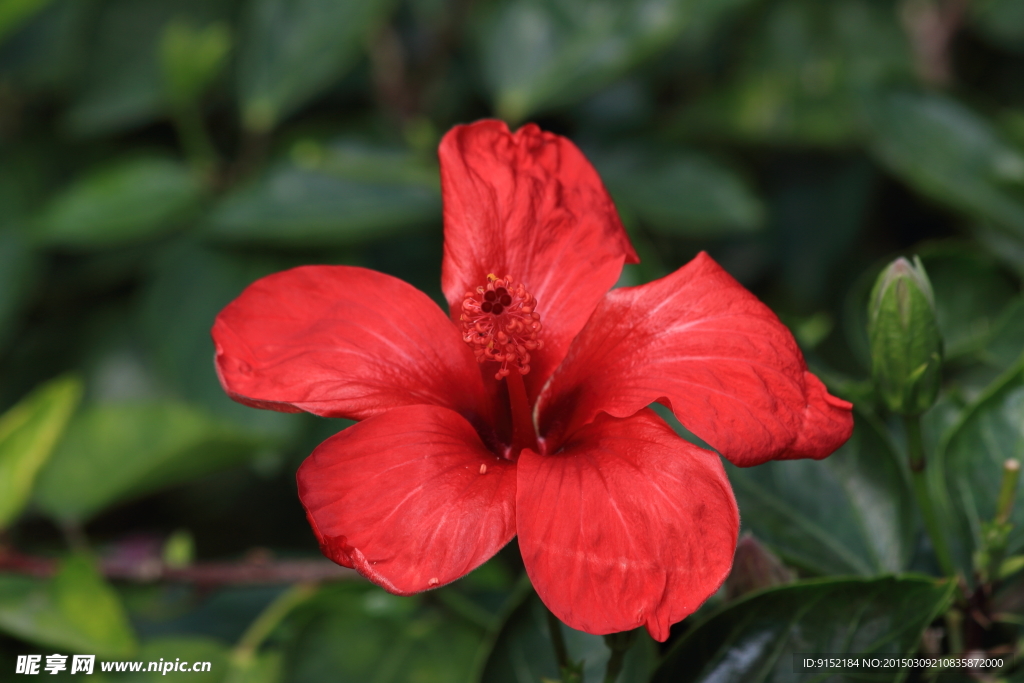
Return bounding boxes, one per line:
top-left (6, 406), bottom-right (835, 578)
top-left (867, 256), bottom-right (943, 415)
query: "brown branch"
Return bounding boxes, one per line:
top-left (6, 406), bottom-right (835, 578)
top-left (368, 0), bottom-right (477, 124)
top-left (0, 547), bottom-right (358, 586)
top-left (900, 0), bottom-right (971, 86)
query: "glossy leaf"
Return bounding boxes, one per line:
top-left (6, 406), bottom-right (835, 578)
top-left (33, 157), bottom-right (203, 248)
top-left (0, 375), bottom-right (81, 528)
top-left (0, 0), bottom-right (93, 91)
top-left (479, 0), bottom-right (751, 123)
top-left (939, 359), bottom-right (1024, 575)
top-left (65, 0), bottom-right (235, 135)
top-left (869, 92), bottom-right (1024, 238)
top-left (33, 400), bottom-right (263, 523)
top-left (919, 246), bottom-right (1019, 360)
top-left (594, 147), bottom-right (764, 236)
top-left (0, 227), bottom-right (38, 349)
top-left (479, 592), bottom-right (658, 683)
top-left (676, 0), bottom-right (913, 146)
top-left (653, 576), bottom-right (955, 682)
top-left (0, 0), bottom-right (52, 45)
top-left (971, 0), bottom-right (1024, 53)
top-left (139, 241), bottom-right (297, 435)
top-left (0, 555), bottom-right (136, 656)
top-left (204, 143), bottom-right (440, 246)
top-left (725, 412), bottom-right (915, 576)
top-left (283, 583), bottom-right (484, 683)
top-left (236, 0), bottom-right (397, 131)
top-left (771, 157), bottom-right (875, 309)
top-left (981, 298), bottom-right (1024, 372)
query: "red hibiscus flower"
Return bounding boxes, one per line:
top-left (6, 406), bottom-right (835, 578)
top-left (212, 120), bottom-right (853, 641)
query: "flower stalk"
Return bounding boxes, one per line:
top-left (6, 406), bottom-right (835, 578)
top-left (228, 582), bottom-right (318, 681)
top-left (546, 608), bottom-right (583, 683)
top-left (995, 458), bottom-right (1020, 526)
top-left (602, 630), bottom-right (638, 683)
top-left (976, 459), bottom-right (1020, 584)
top-left (870, 257), bottom-right (953, 576)
top-left (904, 415), bottom-right (955, 577)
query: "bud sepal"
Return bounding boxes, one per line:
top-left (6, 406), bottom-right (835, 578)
top-left (867, 256), bottom-right (943, 416)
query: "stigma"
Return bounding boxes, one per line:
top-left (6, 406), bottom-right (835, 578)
top-left (460, 274), bottom-right (543, 380)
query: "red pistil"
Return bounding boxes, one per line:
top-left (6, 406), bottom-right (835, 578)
top-left (461, 274), bottom-right (543, 455)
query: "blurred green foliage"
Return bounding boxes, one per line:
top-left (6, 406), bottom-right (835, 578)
top-left (1, 0), bottom-right (1023, 680)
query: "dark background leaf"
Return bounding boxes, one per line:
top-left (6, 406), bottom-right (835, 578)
top-left (653, 576), bottom-right (955, 683)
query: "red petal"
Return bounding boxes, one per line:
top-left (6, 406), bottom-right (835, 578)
top-left (213, 265), bottom-right (492, 424)
top-left (517, 409), bottom-right (738, 641)
top-left (538, 252), bottom-right (853, 467)
top-left (439, 120), bottom-right (638, 397)
top-left (296, 405), bottom-right (516, 594)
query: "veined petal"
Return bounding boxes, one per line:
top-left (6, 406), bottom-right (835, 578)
top-left (517, 409), bottom-right (738, 641)
top-left (297, 405), bottom-right (517, 594)
top-left (538, 252), bottom-right (853, 467)
top-left (439, 120), bottom-right (638, 397)
top-left (213, 265), bottom-right (492, 424)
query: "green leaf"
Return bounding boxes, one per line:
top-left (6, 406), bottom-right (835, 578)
top-left (652, 576), bottom-right (955, 682)
top-left (228, 650), bottom-right (282, 683)
top-left (0, 227), bottom-right (39, 349)
top-left (138, 241), bottom-right (299, 436)
top-left (0, 554), bottom-right (136, 656)
top-left (0, 0), bottom-right (93, 92)
top-left (594, 147), bottom-right (764, 236)
top-left (33, 157), bottom-right (203, 248)
top-left (236, 0), bottom-right (398, 132)
top-left (204, 142), bottom-right (440, 246)
top-left (64, 0), bottom-right (235, 135)
top-left (160, 20), bottom-right (232, 108)
top-left (33, 400), bottom-right (264, 523)
top-left (938, 360), bottom-right (1024, 575)
top-left (479, 0), bottom-right (746, 123)
top-left (676, 0), bottom-right (913, 146)
top-left (479, 592), bottom-right (658, 683)
top-left (868, 92), bottom-right (1024, 238)
top-left (726, 413), bottom-right (916, 576)
top-left (919, 245), bottom-right (1018, 361)
top-left (971, 0), bottom-right (1024, 53)
top-left (771, 157), bottom-right (876, 309)
top-left (283, 583), bottom-right (484, 683)
top-left (0, 375), bottom-right (81, 528)
top-left (0, 0), bottom-right (52, 45)
top-left (93, 637), bottom-right (229, 682)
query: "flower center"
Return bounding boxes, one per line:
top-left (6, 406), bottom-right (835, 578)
top-left (460, 274), bottom-right (543, 381)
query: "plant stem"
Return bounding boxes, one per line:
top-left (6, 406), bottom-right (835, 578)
top-left (545, 607), bottom-right (571, 674)
top-left (995, 459), bottom-right (1020, 525)
top-left (603, 630), bottom-right (638, 683)
top-left (172, 104), bottom-right (217, 176)
top-left (944, 608), bottom-right (964, 655)
top-left (232, 583), bottom-right (318, 668)
top-left (0, 547), bottom-right (356, 584)
top-left (903, 415), bottom-right (956, 577)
